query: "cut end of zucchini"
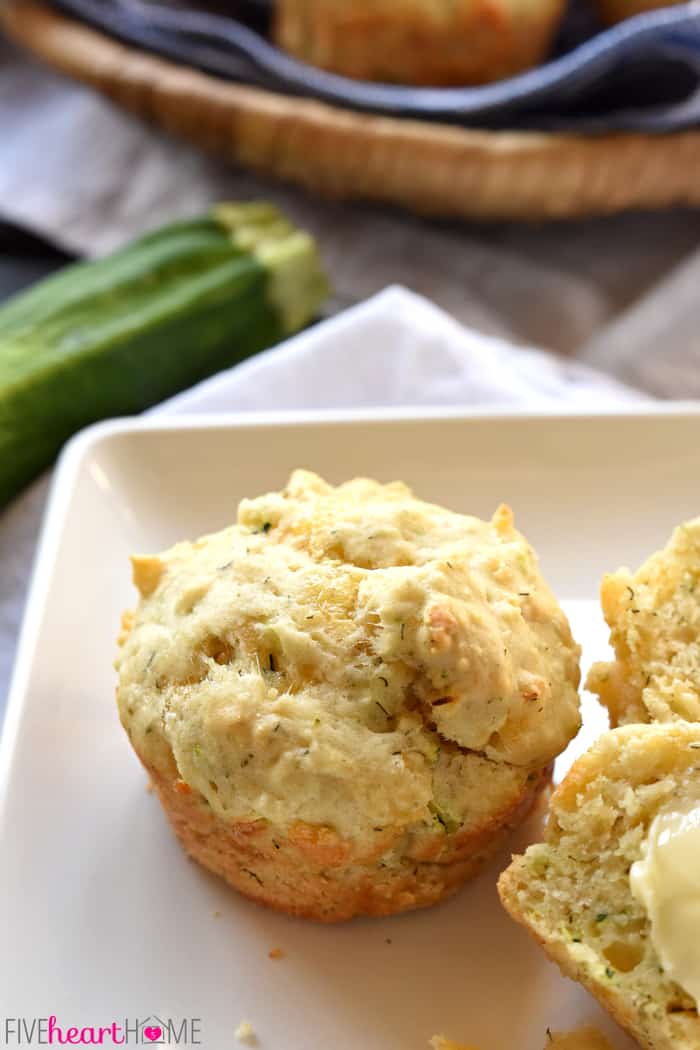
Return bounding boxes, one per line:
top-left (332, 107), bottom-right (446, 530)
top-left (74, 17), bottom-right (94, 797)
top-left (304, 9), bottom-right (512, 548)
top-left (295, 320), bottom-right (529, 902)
top-left (212, 202), bottom-right (330, 333)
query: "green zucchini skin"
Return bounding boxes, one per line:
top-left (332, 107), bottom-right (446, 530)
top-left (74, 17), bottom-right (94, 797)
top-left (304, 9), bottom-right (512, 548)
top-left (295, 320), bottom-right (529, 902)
top-left (0, 206), bottom-right (329, 507)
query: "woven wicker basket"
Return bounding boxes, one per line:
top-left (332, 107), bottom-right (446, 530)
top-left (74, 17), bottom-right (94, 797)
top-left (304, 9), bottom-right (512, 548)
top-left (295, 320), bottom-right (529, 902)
top-left (4, 0), bottom-right (700, 220)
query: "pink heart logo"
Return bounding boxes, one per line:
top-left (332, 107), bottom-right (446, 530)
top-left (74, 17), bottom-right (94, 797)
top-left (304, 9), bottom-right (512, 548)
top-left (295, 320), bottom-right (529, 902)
top-left (143, 1027), bottom-right (162, 1043)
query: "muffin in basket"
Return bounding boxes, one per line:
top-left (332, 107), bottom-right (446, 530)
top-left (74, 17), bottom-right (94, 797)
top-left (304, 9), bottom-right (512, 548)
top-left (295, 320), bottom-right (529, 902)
top-left (116, 470), bottom-right (581, 922)
top-left (273, 0), bottom-right (567, 86)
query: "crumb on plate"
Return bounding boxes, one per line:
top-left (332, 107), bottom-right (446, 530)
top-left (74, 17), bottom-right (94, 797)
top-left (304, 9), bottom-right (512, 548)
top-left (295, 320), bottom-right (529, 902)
top-left (235, 1020), bottom-right (256, 1044)
top-left (268, 947), bottom-right (284, 959)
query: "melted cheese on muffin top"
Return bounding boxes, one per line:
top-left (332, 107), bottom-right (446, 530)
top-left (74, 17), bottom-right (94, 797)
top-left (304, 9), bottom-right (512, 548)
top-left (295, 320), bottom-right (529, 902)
top-left (117, 471), bottom-right (580, 841)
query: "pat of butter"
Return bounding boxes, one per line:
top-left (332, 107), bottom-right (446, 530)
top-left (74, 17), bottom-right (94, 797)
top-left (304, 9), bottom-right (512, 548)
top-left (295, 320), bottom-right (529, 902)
top-left (630, 800), bottom-right (700, 1007)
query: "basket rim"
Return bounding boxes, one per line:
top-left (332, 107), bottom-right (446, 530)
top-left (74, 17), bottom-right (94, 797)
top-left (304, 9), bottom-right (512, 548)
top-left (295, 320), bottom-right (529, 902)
top-left (4, 0), bottom-right (700, 220)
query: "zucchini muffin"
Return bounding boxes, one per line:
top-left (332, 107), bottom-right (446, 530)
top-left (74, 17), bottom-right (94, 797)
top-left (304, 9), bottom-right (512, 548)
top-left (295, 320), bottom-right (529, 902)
top-left (273, 0), bottom-right (566, 86)
top-left (587, 517), bottom-right (700, 727)
top-left (499, 723), bottom-right (700, 1050)
top-left (116, 470), bottom-right (581, 922)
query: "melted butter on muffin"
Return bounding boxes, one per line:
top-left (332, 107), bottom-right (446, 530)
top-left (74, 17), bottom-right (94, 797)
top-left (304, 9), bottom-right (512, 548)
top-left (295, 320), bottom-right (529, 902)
top-left (117, 470), bottom-right (580, 846)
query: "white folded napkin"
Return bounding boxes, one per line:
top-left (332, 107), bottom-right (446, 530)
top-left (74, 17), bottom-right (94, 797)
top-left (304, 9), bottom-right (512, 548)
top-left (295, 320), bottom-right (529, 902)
top-left (161, 287), bottom-right (645, 415)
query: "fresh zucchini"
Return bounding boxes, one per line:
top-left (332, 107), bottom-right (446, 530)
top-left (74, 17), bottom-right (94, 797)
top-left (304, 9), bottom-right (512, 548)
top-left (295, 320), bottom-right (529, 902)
top-left (0, 203), bottom-right (329, 506)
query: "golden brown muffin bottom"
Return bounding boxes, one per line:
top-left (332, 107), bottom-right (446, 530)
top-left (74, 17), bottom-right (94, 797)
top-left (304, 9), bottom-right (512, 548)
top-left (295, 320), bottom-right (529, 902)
top-left (274, 0), bottom-right (565, 86)
top-left (144, 760), bottom-right (552, 922)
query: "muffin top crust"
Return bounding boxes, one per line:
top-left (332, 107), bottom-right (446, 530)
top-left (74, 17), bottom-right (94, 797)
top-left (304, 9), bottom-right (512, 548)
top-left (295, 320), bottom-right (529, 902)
top-left (587, 517), bottom-right (700, 726)
top-left (117, 470), bottom-right (580, 841)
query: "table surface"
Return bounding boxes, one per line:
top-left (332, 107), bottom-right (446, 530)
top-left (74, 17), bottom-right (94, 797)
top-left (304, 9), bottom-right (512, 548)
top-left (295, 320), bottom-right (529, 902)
top-left (2, 32), bottom-right (700, 704)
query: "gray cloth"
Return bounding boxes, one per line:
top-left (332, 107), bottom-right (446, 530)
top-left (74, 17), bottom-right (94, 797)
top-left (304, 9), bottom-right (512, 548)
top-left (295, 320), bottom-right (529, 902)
top-left (2, 37), bottom-right (700, 707)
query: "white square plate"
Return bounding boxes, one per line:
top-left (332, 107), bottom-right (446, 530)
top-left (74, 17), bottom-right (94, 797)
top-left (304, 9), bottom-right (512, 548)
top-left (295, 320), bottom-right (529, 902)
top-left (3, 407), bottom-right (700, 1049)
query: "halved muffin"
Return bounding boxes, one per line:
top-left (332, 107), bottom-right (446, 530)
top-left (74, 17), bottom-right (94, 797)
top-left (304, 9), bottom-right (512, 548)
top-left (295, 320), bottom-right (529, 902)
top-left (587, 517), bottom-right (700, 727)
top-left (273, 0), bottom-right (567, 86)
top-left (116, 470), bottom-right (581, 921)
top-left (499, 723), bottom-right (700, 1050)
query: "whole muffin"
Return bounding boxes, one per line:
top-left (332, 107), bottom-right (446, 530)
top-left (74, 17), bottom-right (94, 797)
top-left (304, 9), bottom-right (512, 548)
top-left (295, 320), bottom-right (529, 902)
top-left (116, 470), bottom-right (581, 922)
top-left (273, 0), bottom-right (566, 86)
